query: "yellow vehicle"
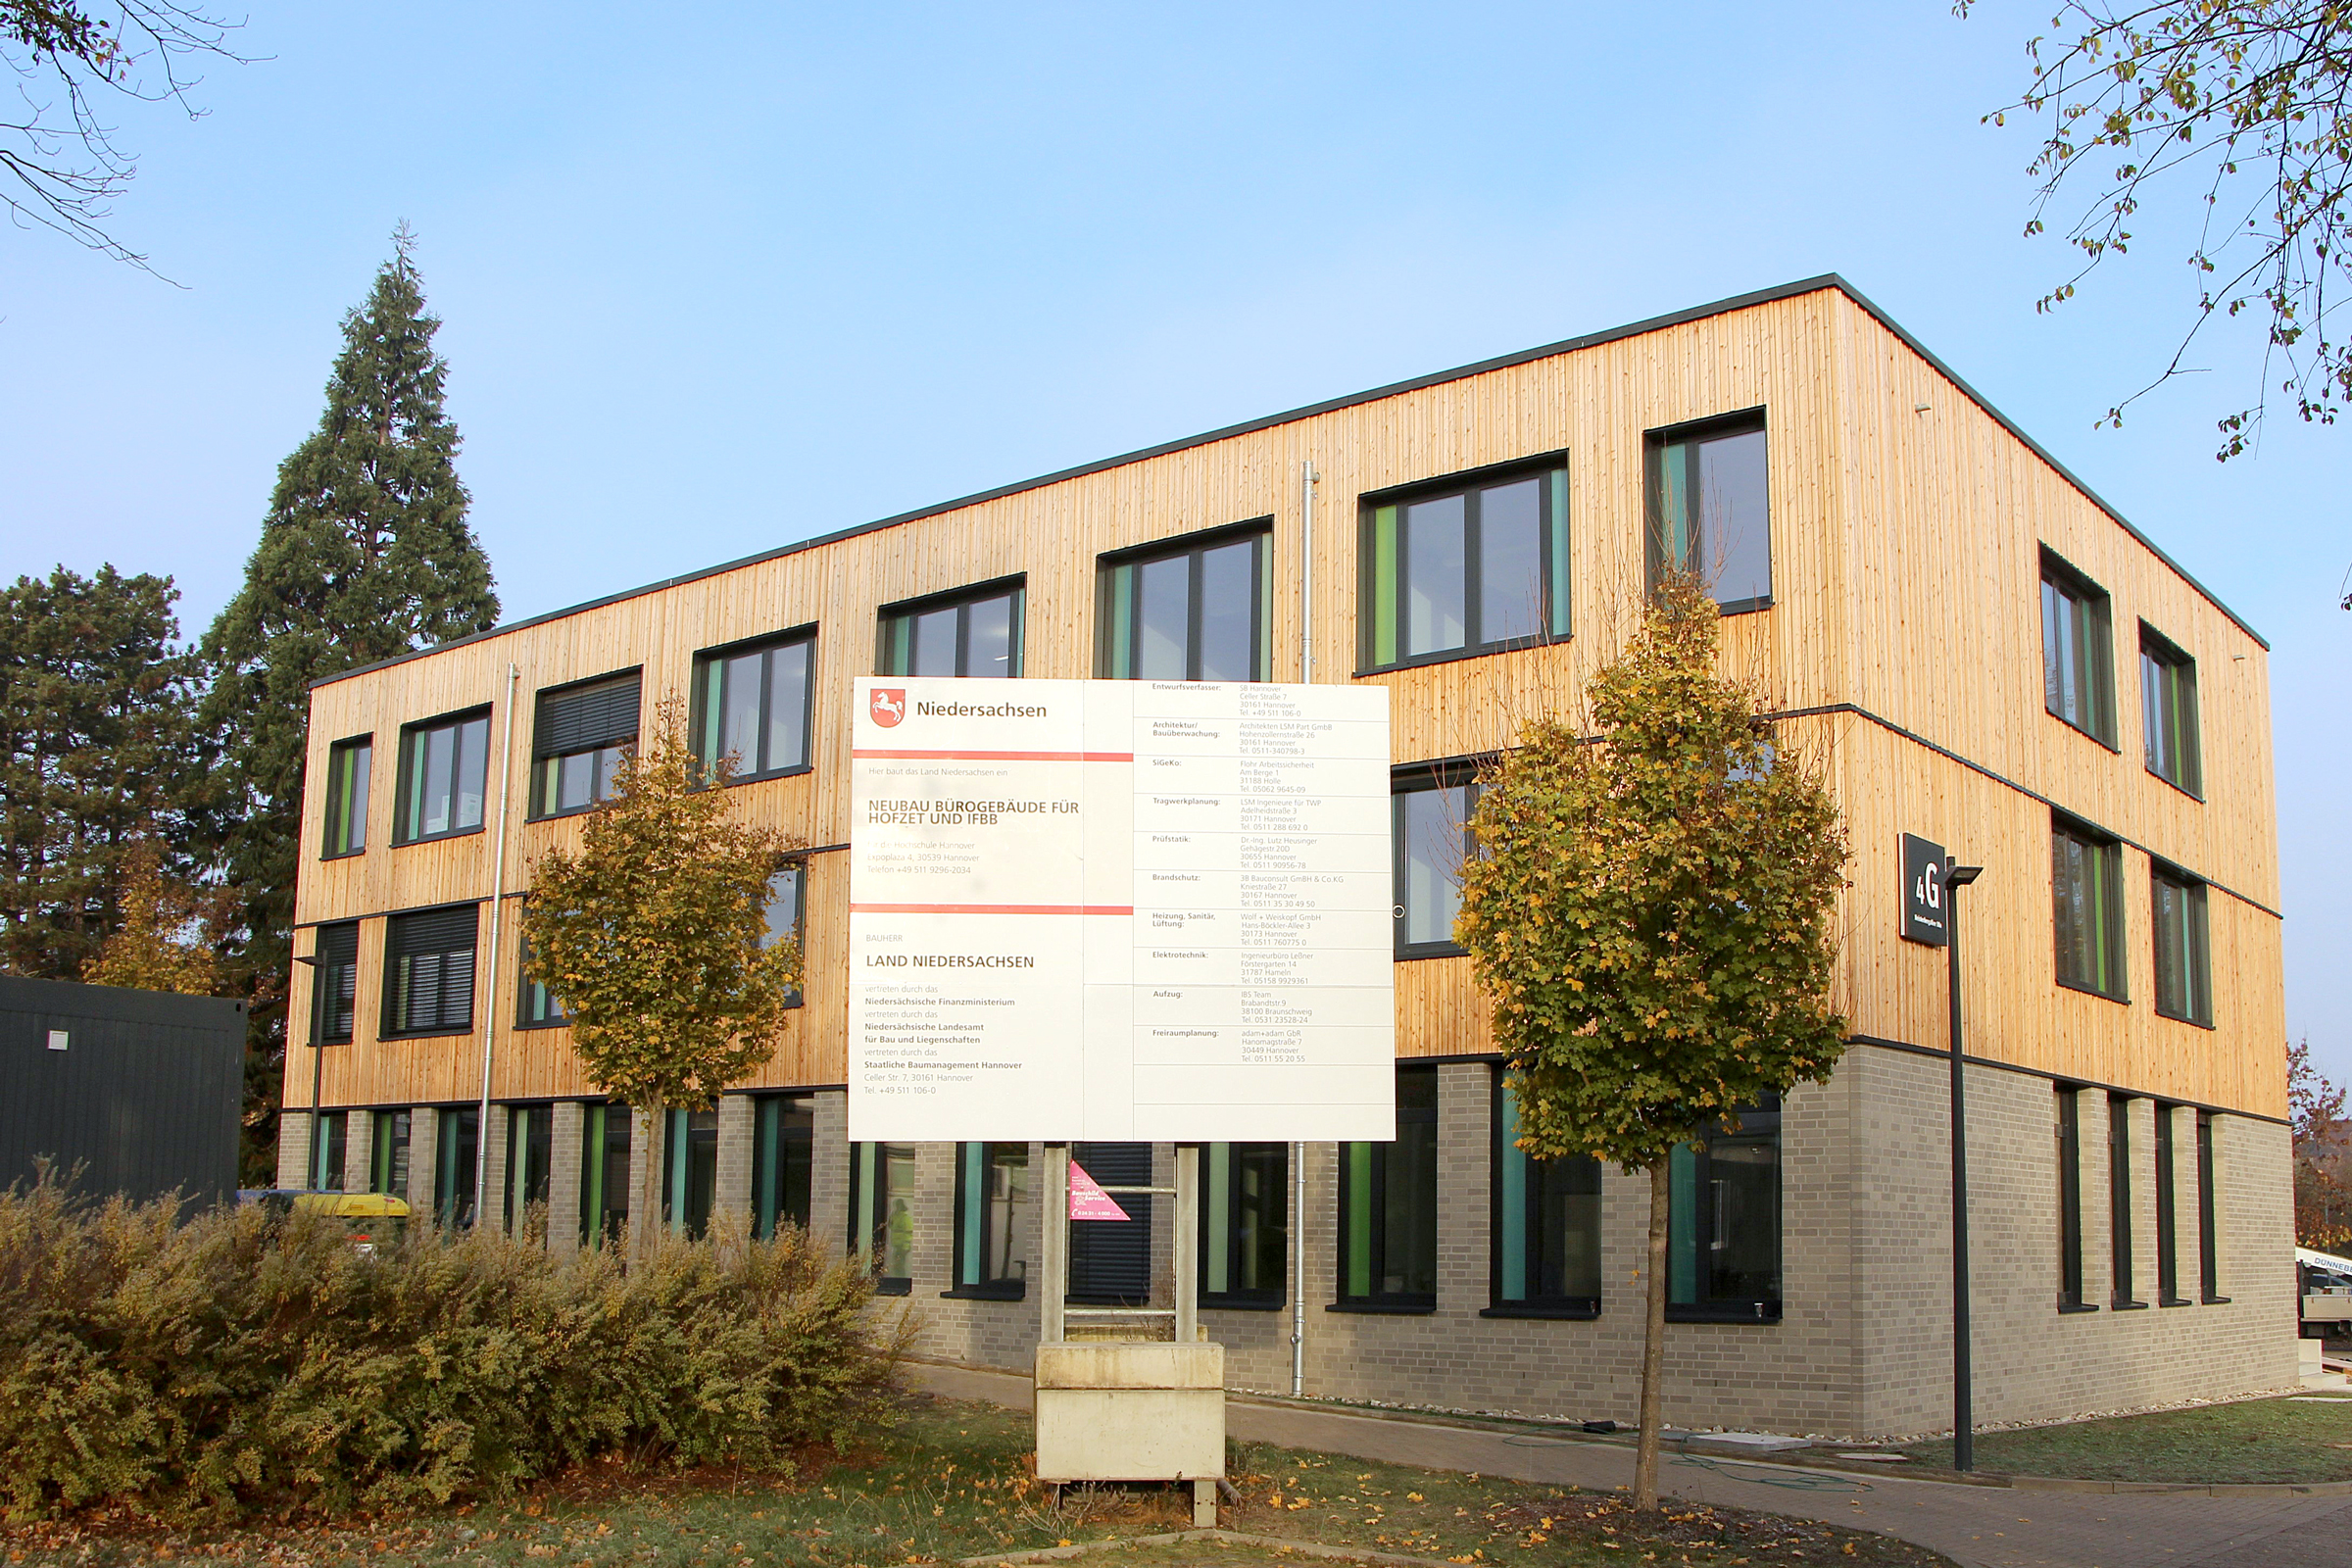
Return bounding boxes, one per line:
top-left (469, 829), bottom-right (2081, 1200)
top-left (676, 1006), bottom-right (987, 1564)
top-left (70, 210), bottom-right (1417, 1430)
top-left (241, 1189), bottom-right (412, 1253)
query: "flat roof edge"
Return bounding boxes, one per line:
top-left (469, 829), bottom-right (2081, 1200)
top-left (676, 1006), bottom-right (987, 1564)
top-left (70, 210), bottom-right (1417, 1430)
top-left (312, 273), bottom-right (2262, 691)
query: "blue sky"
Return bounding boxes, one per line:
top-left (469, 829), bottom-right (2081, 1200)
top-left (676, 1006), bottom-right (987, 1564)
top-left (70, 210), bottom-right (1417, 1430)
top-left (4, 3), bottom-right (2344, 1080)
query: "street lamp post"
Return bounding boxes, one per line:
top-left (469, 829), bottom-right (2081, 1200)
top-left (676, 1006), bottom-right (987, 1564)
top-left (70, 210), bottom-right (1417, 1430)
top-left (1944, 859), bottom-right (1984, 1472)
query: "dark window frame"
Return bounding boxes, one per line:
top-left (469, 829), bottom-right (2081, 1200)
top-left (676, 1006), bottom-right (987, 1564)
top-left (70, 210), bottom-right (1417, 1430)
top-left (877, 574), bottom-right (1027, 678)
top-left (1666, 1097), bottom-right (1783, 1323)
top-left (527, 668), bottom-right (643, 821)
top-left (1357, 453), bottom-right (1573, 674)
top-left (1199, 1140), bottom-right (1288, 1311)
top-left (662, 1105), bottom-right (718, 1239)
top-left (391, 705), bottom-right (494, 847)
top-left (690, 623), bottom-right (819, 786)
top-left (1095, 518), bottom-right (1272, 682)
top-left (1068, 1142), bottom-right (1155, 1305)
top-left (311, 1108), bottom-right (348, 1191)
top-left (579, 1101), bottom-right (630, 1250)
top-left (2138, 622), bottom-right (2203, 799)
top-left (749, 1092), bottom-right (814, 1241)
top-left (514, 929), bottom-right (568, 1029)
top-left (2155, 1103), bottom-right (2189, 1306)
top-left (849, 1140), bottom-right (915, 1296)
top-left (2052, 813), bottom-right (2130, 1003)
top-left (311, 920), bottom-right (360, 1046)
top-left (1332, 1065), bottom-right (1440, 1313)
top-left (1644, 409), bottom-right (1774, 615)
top-left (2057, 1087), bottom-right (2093, 1311)
top-left (322, 734), bottom-right (372, 859)
top-left (379, 903), bottom-right (479, 1040)
top-left (947, 1141), bottom-right (1032, 1301)
top-left (504, 1103), bottom-right (553, 1231)
top-left (2196, 1110), bottom-right (2228, 1302)
top-left (434, 1104), bottom-right (479, 1230)
top-left (762, 860), bottom-right (807, 1009)
top-left (2110, 1094), bottom-right (2146, 1309)
top-left (368, 1107), bottom-right (411, 1196)
top-left (1487, 1070), bottom-right (1602, 1319)
top-left (2150, 860), bottom-right (2214, 1028)
top-left (2040, 549), bottom-right (2119, 750)
top-left (1393, 760), bottom-right (1482, 959)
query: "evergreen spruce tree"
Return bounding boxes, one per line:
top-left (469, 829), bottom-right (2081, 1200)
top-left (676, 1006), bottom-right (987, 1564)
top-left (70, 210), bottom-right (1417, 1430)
top-left (202, 226), bottom-right (500, 1182)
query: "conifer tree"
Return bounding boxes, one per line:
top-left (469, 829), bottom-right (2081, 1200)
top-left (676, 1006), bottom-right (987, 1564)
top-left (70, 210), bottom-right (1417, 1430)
top-left (201, 227), bottom-right (500, 1181)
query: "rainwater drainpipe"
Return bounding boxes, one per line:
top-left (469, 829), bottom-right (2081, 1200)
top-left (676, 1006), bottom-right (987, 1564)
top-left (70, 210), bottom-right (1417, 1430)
top-left (1294, 459), bottom-right (1317, 1398)
top-left (471, 662), bottom-right (521, 1228)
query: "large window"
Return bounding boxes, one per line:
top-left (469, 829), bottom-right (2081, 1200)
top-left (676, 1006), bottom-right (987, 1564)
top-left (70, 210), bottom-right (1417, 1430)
top-left (850, 1141), bottom-right (915, 1294)
top-left (2110, 1095), bottom-right (2143, 1309)
top-left (2155, 1104), bottom-right (2186, 1306)
top-left (763, 863), bottom-right (805, 1007)
top-left (322, 736), bottom-right (370, 858)
top-left (2151, 864), bottom-right (2212, 1026)
top-left (879, 579), bottom-right (1023, 678)
top-left (1491, 1073), bottom-right (1601, 1316)
top-left (435, 1105), bottom-right (479, 1230)
top-left (2052, 817), bottom-right (2127, 1000)
top-left (530, 670), bottom-right (640, 819)
top-left (951, 1142), bottom-right (1032, 1298)
top-left (580, 1102), bottom-right (630, 1249)
top-left (2041, 553), bottom-right (2117, 747)
top-left (1336, 1067), bottom-right (1438, 1310)
top-left (2139, 625), bottom-right (2202, 796)
top-left (1361, 462), bottom-right (1569, 669)
top-left (750, 1093), bottom-right (814, 1240)
top-left (2057, 1088), bottom-right (2088, 1310)
top-left (506, 1104), bottom-right (552, 1231)
top-left (1668, 1097), bottom-right (1781, 1321)
top-left (2196, 1111), bottom-right (2226, 1302)
top-left (1646, 414), bottom-right (1771, 611)
top-left (692, 629), bottom-right (814, 782)
top-left (516, 934), bottom-right (567, 1028)
top-left (1069, 1142), bottom-right (1154, 1304)
top-left (394, 708), bottom-right (491, 845)
top-left (382, 905), bottom-right (477, 1037)
top-left (311, 1109), bottom-right (347, 1192)
top-left (1098, 524), bottom-right (1269, 682)
top-left (311, 921), bottom-right (359, 1045)
top-left (1200, 1141), bottom-right (1287, 1309)
top-left (662, 1106), bottom-right (718, 1238)
top-left (368, 1108), bottom-right (410, 1197)
top-left (1395, 767), bottom-right (1477, 956)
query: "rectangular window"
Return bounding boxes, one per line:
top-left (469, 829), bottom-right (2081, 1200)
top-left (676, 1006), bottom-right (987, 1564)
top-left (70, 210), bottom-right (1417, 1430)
top-left (692, 630), bottom-right (815, 783)
top-left (2197, 1111), bottom-right (2225, 1302)
top-left (952, 1142), bottom-right (1033, 1298)
top-left (1068, 1142), bottom-right (1154, 1304)
top-left (311, 1109), bottom-right (347, 1192)
top-left (2139, 625), bottom-right (2202, 795)
top-left (505, 1103), bottom-right (553, 1231)
top-left (1646, 414), bottom-right (1771, 611)
top-left (322, 736), bottom-right (371, 858)
top-left (381, 905), bottom-right (477, 1037)
top-left (1098, 524), bottom-right (1270, 682)
top-left (368, 1108), bottom-right (410, 1197)
top-left (2151, 865), bottom-right (2213, 1026)
top-left (435, 1105), bottom-right (478, 1229)
top-left (2110, 1094), bottom-right (2142, 1308)
top-left (515, 933), bottom-right (567, 1028)
top-left (530, 670), bottom-right (641, 819)
top-left (849, 1141), bottom-right (915, 1294)
top-left (1361, 462), bottom-right (1570, 669)
top-left (662, 1106), bottom-right (718, 1239)
top-left (2052, 816), bottom-right (2127, 1000)
top-left (2057, 1088), bottom-right (2087, 1309)
top-left (1336, 1066), bottom-right (1439, 1310)
top-left (879, 578), bottom-right (1024, 678)
top-left (763, 863), bottom-right (804, 1007)
top-left (1394, 766), bottom-right (1478, 957)
top-left (579, 1102), bottom-right (630, 1249)
top-left (1492, 1073), bottom-right (1600, 1316)
top-left (393, 708), bottom-right (491, 845)
top-left (311, 921), bottom-right (360, 1045)
top-left (1667, 1097), bottom-right (1781, 1321)
top-left (2041, 553), bottom-right (2117, 746)
top-left (2155, 1104), bottom-right (2185, 1305)
top-left (1200, 1142), bottom-right (1287, 1308)
top-left (750, 1093), bottom-right (814, 1241)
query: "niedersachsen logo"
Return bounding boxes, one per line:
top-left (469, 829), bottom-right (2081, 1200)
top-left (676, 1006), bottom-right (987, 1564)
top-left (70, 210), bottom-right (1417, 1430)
top-left (910, 700), bottom-right (1051, 718)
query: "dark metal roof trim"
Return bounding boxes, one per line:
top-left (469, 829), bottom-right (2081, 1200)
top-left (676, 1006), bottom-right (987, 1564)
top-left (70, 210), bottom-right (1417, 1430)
top-left (312, 273), bottom-right (2262, 691)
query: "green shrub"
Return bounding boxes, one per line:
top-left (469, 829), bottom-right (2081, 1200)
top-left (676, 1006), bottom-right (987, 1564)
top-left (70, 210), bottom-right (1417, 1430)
top-left (0, 1178), bottom-right (906, 1520)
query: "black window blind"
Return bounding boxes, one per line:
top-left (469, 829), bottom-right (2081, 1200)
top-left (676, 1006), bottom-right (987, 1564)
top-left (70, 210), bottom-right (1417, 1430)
top-left (1068, 1142), bottom-right (1152, 1304)
top-left (535, 672), bottom-right (641, 759)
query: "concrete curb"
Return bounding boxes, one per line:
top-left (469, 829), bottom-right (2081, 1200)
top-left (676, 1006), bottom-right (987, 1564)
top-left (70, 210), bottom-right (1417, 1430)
top-left (2005, 1475), bottom-right (2352, 1496)
top-left (957, 1529), bottom-right (1461, 1567)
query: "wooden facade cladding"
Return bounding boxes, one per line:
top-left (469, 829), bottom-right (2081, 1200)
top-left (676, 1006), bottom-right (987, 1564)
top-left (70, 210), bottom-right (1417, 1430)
top-left (287, 280), bottom-right (2284, 1124)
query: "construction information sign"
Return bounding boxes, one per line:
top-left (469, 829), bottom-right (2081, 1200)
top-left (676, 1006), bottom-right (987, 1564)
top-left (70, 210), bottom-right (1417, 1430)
top-left (847, 676), bottom-right (1395, 1144)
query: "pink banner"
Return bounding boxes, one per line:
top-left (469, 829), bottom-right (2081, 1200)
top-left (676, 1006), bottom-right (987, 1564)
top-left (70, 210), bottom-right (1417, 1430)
top-left (1067, 1160), bottom-right (1132, 1221)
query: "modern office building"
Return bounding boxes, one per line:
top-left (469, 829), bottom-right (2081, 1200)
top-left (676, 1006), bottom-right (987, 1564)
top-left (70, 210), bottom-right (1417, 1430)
top-left (278, 276), bottom-right (2290, 1437)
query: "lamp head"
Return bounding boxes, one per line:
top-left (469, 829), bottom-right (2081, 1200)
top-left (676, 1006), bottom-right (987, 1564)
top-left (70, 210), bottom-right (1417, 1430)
top-left (1946, 863), bottom-right (1984, 888)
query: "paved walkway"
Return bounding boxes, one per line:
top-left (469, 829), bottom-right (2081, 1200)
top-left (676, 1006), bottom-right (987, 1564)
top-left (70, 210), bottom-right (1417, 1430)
top-left (907, 1360), bottom-right (2352, 1568)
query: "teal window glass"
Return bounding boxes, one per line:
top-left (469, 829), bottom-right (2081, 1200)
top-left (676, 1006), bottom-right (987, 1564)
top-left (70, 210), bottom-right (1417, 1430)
top-left (579, 1102), bottom-right (631, 1249)
top-left (952, 1142), bottom-right (1032, 1297)
top-left (2139, 627), bottom-right (2202, 796)
top-left (1362, 463), bottom-right (1570, 669)
top-left (2151, 866), bottom-right (2212, 1026)
top-left (1492, 1074), bottom-right (1600, 1314)
top-left (311, 1109), bottom-right (347, 1192)
top-left (1098, 527), bottom-right (1269, 681)
top-left (1200, 1142), bottom-right (1287, 1307)
top-left (2041, 555), bottom-right (2117, 746)
top-left (849, 1141), bottom-right (916, 1293)
top-left (750, 1093), bottom-right (814, 1240)
top-left (691, 631), bottom-right (814, 782)
top-left (2053, 816), bottom-right (2127, 1000)
top-left (1336, 1067), bottom-right (1438, 1308)
top-left (662, 1105), bottom-right (718, 1238)
top-left (1666, 1097), bottom-right (1781, 1321)
top-left (323, 736), bottom-right (370, 858)
top-left (434, 1105), bottom-right (479, 1230)
top-left (394, 709), bottom-right (490, 844)
top-left (879, 580), bottom-right (1023, 677)
top-left (1645, 418), bottom-right (1770, 611)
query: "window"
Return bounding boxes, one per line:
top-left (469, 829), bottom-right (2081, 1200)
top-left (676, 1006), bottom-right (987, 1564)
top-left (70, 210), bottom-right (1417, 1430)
top-left (2196, 1111), bottom-right (2226, 1302)
top-left (2110, 1095), bottom-right (2142, 1308)
top-left (515, 933), bottom-right (567, 1028)
top-left (311, 921), bottom-right (360, 1045)
top-left (951, 1142), bottom-right (1033, 1298)
top-left (879, 579), bottom-right (1023, 677)
top-left (2052, 817), bottom-right (2127, 1001)
top-left (580, 1102), bottom-right (631, 1249)
top-left (530, 671), bottom-right (640, 818)
top-left (1395, 766), bottom-right (1477, 956)
top-left (368, 1108), bottom-right (410, 1197)
top-left (2057, 1087), bottom-right (2088, 1309)
top-left (692, 630), bottom-right (814, 783)
top-left (435, 1105), bottom-right (478, 1229)
top-left (322, 736), bottom-right (370, 858)
top-left (2155, 1104), bottom-right (2186, 1305)
top-left (662, 1106), bottom-right (717, 1238)
top-left (763, 864), bottom-right (805, 1006)
top-left (1336, 1067), bottom-right (1438, 1310)
top-left (394, 709), bottom-right (491, 844)
top-left (382, 905), bottom-right (478, 1037)
top-left (1200, 1142), bottom-right (1287, 1309)
top-left (1646, 414), bottom-right (1771, 611)
top-left (2139, 626), bottom-right (2202, 795)
top-left (1492, 1073), bottom-right (1601, 1316)
top-left (2151, 865), bottom-right (2212, 1026)
top-left (1098, 524), bottom-right (1269, 681)
top-left (1361, 462), bottom-right (1569, 669)
top-left (505, 1104), bottom-right (553, 1230)
top-left (849, 1142), bottom-right (915, 1294)
top-left (311, 1109), bottom-right (347, 1192)
top-left (1068, 1143), bottom-right (1153, 1304)
top-left (750, 1093), bottom-right (814, 1240)
top-left (1667, 1097), bottom-right (1781, 1321)
top-left (2041, 553), bottom-right (2117, 746)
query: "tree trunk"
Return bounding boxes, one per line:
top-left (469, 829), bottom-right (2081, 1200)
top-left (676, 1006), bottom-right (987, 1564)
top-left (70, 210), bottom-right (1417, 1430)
top-left (1635, 1158), bottom-right (1670, 1511)
top-left (632, 1104), bottom-right (666, 1267)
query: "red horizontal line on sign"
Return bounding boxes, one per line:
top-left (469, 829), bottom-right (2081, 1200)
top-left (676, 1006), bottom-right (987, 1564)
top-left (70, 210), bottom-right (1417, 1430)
top-left (851, 903), bottom-right (1136, 915)
top-left (852, 749), bottom-right (1135, 761)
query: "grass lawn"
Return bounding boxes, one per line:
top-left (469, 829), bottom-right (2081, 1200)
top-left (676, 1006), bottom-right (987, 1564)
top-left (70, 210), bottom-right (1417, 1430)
top-left (1, 1395), bottom-right (1954, 1568)
top-left (1901, 1395), bottom-right (2352, 1484)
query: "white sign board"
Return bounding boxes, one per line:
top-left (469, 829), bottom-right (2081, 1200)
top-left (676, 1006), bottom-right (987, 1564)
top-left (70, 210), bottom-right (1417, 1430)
top-left (848, 677), bottom-right (1395, 1143)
